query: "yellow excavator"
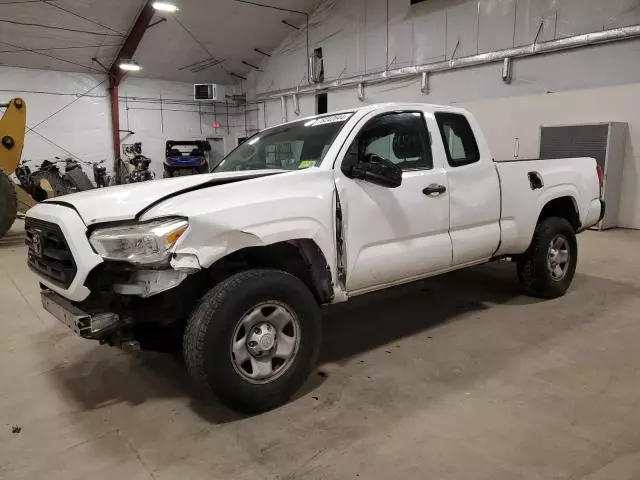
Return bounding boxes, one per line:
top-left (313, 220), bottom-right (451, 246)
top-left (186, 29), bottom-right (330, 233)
top-left (0, 98), bottom-right (37, 238)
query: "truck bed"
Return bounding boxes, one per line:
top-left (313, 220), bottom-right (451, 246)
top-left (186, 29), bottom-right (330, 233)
top-left (494, 157), bottom-right (602, 255)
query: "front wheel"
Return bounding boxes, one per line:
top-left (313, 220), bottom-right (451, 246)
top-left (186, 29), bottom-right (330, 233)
top-left (517, 216), bottom-right (577, 298)
top-left (183, 269), bottom-right (321, 413)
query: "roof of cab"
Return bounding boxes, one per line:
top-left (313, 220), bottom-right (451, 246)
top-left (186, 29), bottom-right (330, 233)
top-left (268, 102), bottom-right (469, 131)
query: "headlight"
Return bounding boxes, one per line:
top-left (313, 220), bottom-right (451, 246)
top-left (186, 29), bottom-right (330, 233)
top-left (89, 218), bottom-right (188, 265)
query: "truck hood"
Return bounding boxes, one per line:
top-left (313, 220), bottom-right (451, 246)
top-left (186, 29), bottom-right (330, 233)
top-left (44, 170), bottom-right (285, 225)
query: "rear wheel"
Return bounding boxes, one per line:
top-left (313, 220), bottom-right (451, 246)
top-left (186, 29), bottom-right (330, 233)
top-left (517, 216), bottom-right (577, 298)
top-left (183, 269), bottom-right (321, 413)
top-left (0, 170), bottom-right (17, 238)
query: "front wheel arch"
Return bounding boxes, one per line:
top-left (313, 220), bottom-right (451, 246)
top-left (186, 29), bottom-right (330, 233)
top-left (204, 239), bottom-right (334, 304)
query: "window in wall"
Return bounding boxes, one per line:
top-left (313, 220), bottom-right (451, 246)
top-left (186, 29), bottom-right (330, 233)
top-left (356, 112), bottom-right (433, 171)
top-left (435, 112), bottom-right (480, 167)
top-left (316, 92), bottom-right (328, 114)
top-left (311, 47), bottom-right (324, 83)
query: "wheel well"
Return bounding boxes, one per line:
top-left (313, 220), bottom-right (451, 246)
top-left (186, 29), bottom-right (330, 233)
top-left (207, 240), bottom-right (333, 304)
top-left (538, 196), bottom-right (579, 230)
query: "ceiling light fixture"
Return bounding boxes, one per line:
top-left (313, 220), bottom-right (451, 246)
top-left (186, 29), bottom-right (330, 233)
top-left (152, 2), bottom-right (179, 12)
top-left (119, 59), bottom-right (142, 71)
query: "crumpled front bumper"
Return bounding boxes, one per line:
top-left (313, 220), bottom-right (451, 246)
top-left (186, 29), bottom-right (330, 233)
top-left (41, 289), bottom-right (121, 339)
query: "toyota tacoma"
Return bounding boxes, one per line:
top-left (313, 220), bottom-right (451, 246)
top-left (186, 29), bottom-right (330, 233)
top-left (25, 103), bottom-right (604, 412)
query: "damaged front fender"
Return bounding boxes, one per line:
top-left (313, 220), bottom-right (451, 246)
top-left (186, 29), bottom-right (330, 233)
top-left (174, 229), bottom-right (266, 269)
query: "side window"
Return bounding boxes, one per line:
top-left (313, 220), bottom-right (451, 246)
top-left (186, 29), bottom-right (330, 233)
top-left (435, 112), bottom-right (480, 167)
top-left (356, 112), bottom-right (433, 171)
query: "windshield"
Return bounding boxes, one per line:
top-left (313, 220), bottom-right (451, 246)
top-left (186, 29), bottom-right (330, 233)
top-left (214, 112), bottom-right (353, 172)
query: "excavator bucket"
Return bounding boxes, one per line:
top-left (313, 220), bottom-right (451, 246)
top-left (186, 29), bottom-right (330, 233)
top-left (0, 98), bottom-right (26, 173)
top-left (0, 98), bottom-right (28, 238)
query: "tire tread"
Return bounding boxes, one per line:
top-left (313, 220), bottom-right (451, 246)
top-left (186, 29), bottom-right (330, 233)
top-left (184, 269), bottom-right (268, 394)
top-left (517, 216), bottom-right (577, 299)
top-left (183, 268), bottom-right (321, 412)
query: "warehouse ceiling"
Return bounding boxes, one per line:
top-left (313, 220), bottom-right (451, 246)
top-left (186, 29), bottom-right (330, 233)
top-left (0, 0), bottom-right (320, 83)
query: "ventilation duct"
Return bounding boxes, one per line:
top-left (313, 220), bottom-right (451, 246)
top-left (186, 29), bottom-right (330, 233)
top-left (256, 25), bottom-right (640, 100)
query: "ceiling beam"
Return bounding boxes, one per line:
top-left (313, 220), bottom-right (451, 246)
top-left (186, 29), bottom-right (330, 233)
top-left (109, 0), bottom-right (155, 86)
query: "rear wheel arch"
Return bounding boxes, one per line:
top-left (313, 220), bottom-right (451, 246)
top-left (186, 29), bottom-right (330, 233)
top-left (537, 196), bottom-right (580, 231)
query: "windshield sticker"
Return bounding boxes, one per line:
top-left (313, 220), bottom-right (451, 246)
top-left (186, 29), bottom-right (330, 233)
top-left (298, 160), bottom-right (317, 169)
top-left (308, 113), bottom-right (352, 127)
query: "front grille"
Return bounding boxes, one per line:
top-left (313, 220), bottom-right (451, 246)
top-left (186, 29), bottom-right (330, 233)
top-left (25, 218), bottom-right (77, 288)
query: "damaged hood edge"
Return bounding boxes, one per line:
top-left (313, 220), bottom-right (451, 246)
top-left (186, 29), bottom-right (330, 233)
top-left (43, 169), bottom-right (286, 225)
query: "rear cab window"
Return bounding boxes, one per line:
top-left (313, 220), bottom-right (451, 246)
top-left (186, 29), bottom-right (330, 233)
top-left (435, 112), bottom-right (480, 167)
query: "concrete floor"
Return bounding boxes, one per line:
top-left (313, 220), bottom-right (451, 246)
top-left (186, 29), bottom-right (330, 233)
top-left (2, 220), bottom-right (640, 480)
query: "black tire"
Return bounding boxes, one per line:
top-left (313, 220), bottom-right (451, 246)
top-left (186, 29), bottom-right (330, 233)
top-left (0, 170), bottom-right (17, 239)
top-left (517, 216), bottom-right (577, 299)
top-left (183, 269), bottom-right (321, 413)
top-left (64, 168), bottom-right (94, 191)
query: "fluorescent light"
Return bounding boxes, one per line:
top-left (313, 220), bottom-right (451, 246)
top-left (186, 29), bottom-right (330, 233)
top-left (153, 1), bottom-right (178, 12)
top-left (119, 60), bottom-right (141, 71)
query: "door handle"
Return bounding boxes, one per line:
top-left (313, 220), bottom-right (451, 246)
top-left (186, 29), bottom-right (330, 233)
top-left (423, 183), bottom-right (447, 196)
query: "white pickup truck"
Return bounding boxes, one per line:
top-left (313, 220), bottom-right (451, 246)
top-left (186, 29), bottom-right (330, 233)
top-left (26, 103), bottom-right (604, 412)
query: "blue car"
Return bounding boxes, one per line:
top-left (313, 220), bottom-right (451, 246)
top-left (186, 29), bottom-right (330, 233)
top-left (164, 140), bottom-right (211, 177)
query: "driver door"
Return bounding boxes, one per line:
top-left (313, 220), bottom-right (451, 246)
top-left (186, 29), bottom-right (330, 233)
top-left (335, 110), bottom-right (452, 294)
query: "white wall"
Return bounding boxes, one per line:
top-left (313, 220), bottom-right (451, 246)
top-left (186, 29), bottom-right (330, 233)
top-left (463, 84), bottom-right (640, 230)
top-left (0, 66), bottom-right (112, 179)
top-left (0, 66), bottom-right (256, 180)
top-left (243, 0), bottom-right (640, 228)
top-left (118, 78), bottom-right (258, 177)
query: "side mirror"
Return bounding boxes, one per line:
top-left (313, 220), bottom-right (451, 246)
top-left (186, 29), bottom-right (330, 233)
top-left (350, 153), bottom-right (402, 188)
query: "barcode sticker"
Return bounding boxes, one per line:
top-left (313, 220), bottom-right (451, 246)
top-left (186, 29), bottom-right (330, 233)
top-left (309, 113), bottom-right (352, 126)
